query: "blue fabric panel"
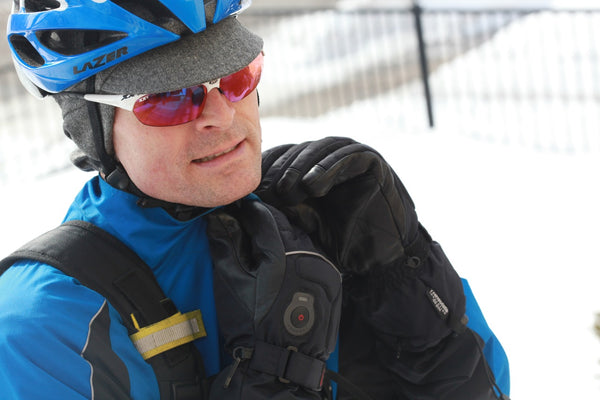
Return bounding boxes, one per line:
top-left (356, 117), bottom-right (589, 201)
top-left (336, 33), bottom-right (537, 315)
top-left (462, 278), bottom-right (510, 396)
top-left (0, 261), bottom-right (104, 399)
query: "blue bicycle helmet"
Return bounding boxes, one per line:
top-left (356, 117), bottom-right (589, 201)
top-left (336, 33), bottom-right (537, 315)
top-left (8, 0), bottom-right (254, 96)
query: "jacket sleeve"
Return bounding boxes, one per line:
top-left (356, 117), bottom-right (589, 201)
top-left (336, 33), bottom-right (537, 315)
top-left (462, 278), bottom-right (510, 396)
top-left (0, 261), bottom-right (158, 400)
top-left (337, 276), bottom-right (510, 400)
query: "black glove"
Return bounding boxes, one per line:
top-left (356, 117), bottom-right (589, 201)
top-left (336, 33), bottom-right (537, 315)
top-left (257, 137), bottom-right (423, 274)
top-left (206, 197), bottom-right (342, 399)
top-left (256, 137), bottom-right (466, 353)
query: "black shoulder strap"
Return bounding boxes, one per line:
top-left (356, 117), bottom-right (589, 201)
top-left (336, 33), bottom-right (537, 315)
top-left (0, 220), bottom-right (209, 399)
top-left (1, 220), bottom-right (174, 330)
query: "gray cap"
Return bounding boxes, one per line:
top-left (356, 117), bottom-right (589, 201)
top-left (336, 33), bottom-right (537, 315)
top-left (53, 17), bottom-right (263, 172)
top-left (97, 17), bottom-right (263, 95)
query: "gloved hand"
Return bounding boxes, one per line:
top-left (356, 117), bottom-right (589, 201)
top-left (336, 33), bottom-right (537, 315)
top-left (257, 136), bottom-right (424, 275)
top-left (256, 137), bottom-right (466, 353)
top-left (206, 197), bottom-right (342, 400)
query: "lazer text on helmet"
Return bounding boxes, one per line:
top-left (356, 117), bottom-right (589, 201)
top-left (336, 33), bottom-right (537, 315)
top-left (73, 47), bottom-right (129, 75)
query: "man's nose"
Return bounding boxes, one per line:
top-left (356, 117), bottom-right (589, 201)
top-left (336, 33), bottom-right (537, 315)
top-left (192, 87), bottom-right (235, 130)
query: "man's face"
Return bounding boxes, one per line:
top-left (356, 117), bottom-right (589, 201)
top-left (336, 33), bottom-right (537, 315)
top-left (112, 88), bottom-right (262, 208)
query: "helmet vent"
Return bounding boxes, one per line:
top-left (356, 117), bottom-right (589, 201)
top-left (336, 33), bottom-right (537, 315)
top-left (36, 30), bottom-right (128, 56)
top-left (110, 0), bottom-right (192, 36)
top-left (9, 35), bottom-right (45, 67)
top-left (24, 0), bottom-right (61, 12)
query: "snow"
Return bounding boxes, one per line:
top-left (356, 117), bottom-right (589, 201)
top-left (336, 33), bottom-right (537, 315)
top-left (2, 8), bottom-right (600, 400)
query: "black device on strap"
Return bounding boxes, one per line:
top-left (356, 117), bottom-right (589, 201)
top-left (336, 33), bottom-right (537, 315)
top-left (0, 220), bottom-right (209, 400)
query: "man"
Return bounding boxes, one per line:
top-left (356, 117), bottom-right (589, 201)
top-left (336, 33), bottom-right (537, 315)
top-left (0, 1), bottom-right (509, 399)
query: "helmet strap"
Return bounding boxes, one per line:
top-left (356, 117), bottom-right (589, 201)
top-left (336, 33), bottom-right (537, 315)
top-left (85, 76), bottom-right (117, 178)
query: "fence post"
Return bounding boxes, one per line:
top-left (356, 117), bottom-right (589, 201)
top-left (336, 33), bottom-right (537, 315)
top-left (412, 3), bottom-right (435, 128)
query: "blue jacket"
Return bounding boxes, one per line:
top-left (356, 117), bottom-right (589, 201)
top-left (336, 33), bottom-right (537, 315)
top-left (0, 176), bottom-right (509, 399)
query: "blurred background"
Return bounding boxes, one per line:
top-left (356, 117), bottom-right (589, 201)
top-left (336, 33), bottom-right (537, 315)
top-left (1, 1), bottom-right (600, 399)
top-left (1, 0), bottom-right (599, 184)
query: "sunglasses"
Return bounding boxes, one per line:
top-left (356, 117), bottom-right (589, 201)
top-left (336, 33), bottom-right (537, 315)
top-left (84, 52), bottom-right (263, 127)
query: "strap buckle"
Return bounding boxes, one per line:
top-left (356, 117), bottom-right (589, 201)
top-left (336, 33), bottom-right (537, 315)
top-left (251, 342), bottom-right (326, 391)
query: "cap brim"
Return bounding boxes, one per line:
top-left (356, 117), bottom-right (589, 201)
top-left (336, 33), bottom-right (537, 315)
top-left (96, 17), bottom-right (263, 94)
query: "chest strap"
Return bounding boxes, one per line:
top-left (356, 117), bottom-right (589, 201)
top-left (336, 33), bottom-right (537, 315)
top-left (250, 341), bottom-right (327, 391)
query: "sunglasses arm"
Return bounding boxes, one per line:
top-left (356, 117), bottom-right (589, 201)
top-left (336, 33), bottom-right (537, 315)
top-left (83, 93), bottom-right (142, 111)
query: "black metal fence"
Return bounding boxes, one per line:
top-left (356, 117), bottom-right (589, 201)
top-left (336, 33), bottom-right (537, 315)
top-left (416, 8), bottom-right (600, 151)
top-left (1, 7), bottom-right (599, 184)
top-left (241, 7), bottom-right (600, 151)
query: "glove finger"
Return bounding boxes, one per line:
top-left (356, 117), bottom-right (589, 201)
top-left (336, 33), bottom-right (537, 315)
top-left (304, 145), bottom-right (422, 258)
top-left (301, 143), bottom-right (386, 197)
top-left (276, 137), bottom-right (358, 200)
top-left (261, 143), bottom-right (295, 175)
top-left (256, 141), bottom-right (311, 205)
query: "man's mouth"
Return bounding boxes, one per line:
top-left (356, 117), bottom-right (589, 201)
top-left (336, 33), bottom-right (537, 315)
top-left (193, 144), bottom-right (238, 163)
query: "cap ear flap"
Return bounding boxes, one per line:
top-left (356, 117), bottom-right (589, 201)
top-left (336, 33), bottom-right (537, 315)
top-left (70, 149), bottom-right (102, 172)
top-left (51, 83), bottom-right (116, 174)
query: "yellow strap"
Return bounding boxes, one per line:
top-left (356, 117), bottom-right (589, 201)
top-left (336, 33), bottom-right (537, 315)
top-left (129, 310), bottom-right (207, 360)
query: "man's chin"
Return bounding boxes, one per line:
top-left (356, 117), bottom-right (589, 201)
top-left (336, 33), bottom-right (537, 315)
top-left (190, 179), bottom-right (261, 208)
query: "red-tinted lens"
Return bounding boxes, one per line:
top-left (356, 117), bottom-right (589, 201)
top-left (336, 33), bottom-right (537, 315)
top-left (220, 52), bottom-right (264, 102)
top-left (132, 85), bottom-right (207, 127)
top-left (131, 53), bottom-right (263, 127)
